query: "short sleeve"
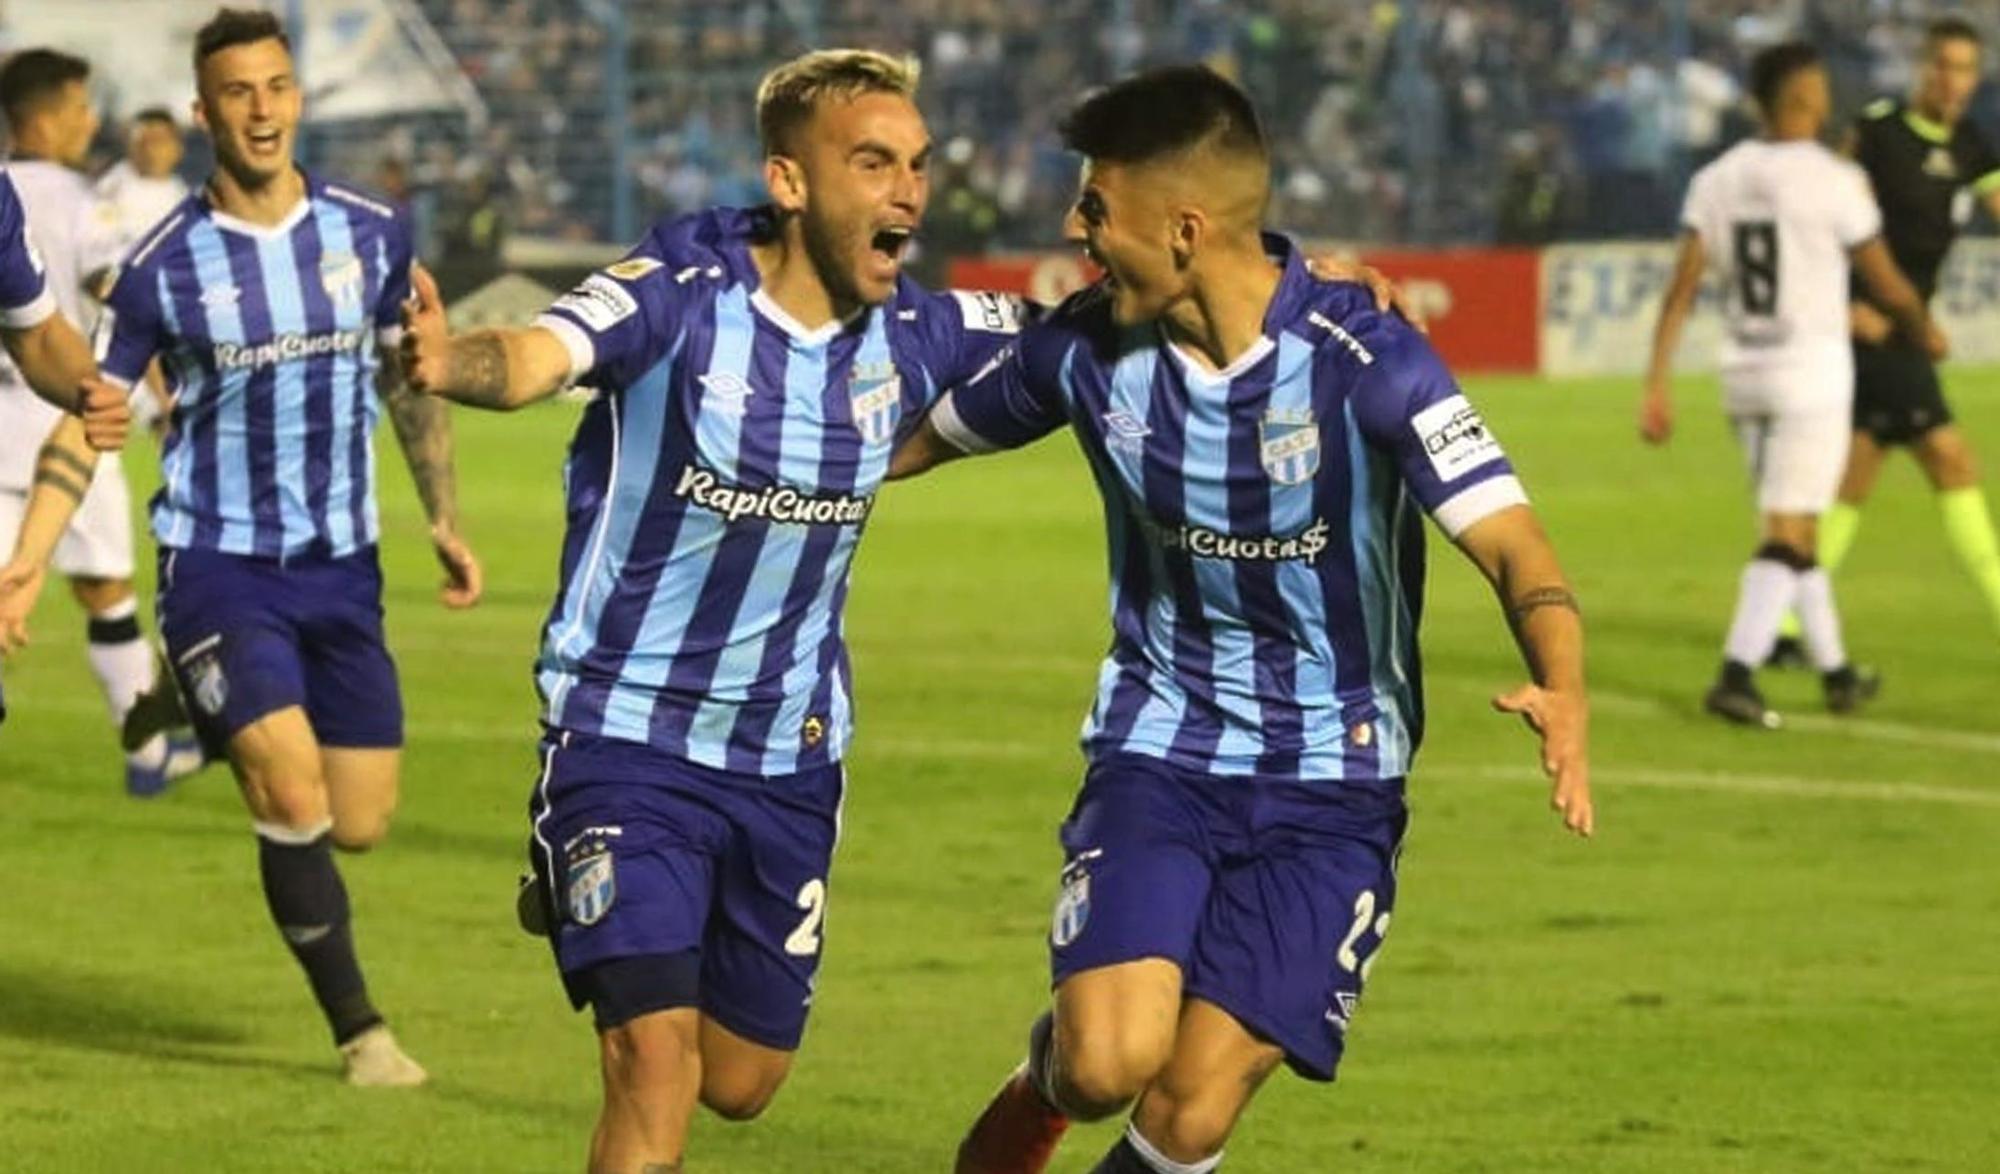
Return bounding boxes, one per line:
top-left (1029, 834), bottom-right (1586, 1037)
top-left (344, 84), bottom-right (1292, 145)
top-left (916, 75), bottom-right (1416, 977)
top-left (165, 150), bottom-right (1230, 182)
top-left (923, 288), bottom-right (1030, 396)
top-left (1832, 161), bottom-right (1883, 247)
top-left (926, 327), bottom-right (1067, 454)
top-left (1962, 124), bottom-right (2000, 197)
top-left (1677, 168), bottom-right (1713, 238)
top-left (373, 212), bottom-right (415, 344)
top-left (0, 177), bottom-right (55, 328)
top-left (532, 240), bottom-right (682, 389)
top-left (1350, 328), bottom-right (1528, 538)
top-left (93, 263), bottom-right (165, 387)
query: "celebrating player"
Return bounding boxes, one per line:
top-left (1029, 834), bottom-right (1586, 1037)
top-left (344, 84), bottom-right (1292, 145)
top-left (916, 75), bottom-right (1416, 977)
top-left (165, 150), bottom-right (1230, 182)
top-left (889, 65), bottom-right (1592, 1174)
top-left (1772, 16), bottom-right (2000, 657)
top-left (0, 48), bottom-right (200, 791)
top-left (1641, 42), bottom-right (1938, 727)
top-left (71, 7), bottom-right (482, 1084)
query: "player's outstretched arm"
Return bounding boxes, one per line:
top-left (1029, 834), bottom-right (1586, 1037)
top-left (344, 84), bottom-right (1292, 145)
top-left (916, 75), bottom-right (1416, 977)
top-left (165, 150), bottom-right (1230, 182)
top-left (1851, 238), bottom-right (1945, 360)
top-left (0, 416), bottom-right (99, 653)
top-left (400, 263), bottom-right (573, 411)
top-left (888, 416), bottom-right (975, 481)
top-left (1, 314), bottom-right (131, 449)
top-left (1639, 231), bottom-right (1705, 447)
top-left (1453, 504), bottom-right (1594, 838)
top-left (379, 346), bottom-right (483, 610)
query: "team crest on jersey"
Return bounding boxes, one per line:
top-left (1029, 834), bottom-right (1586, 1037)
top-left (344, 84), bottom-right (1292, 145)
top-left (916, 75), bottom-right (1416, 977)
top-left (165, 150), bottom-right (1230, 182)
top-left (1924, 147), bottom-right (1958, 179)
top-left (1050, 850), bottom-right (1101, 948)
top-left (320, 253), bottom-right (364, 305)
top-left (1259, 408), bottom-right (1320, 485)
top-left (849, 362), bottom-right (902, 445)
top-left (564, 836), bottom-right (616, 927)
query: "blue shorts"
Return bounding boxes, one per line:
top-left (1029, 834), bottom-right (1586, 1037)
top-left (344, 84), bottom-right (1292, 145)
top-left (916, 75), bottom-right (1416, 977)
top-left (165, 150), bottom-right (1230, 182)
top-left (1049, 753), bottom-right (1408, 1081)
top-left (156, 545), bottom-right (403, 756)
top-left (527, 728), bottom-right (846, 1051)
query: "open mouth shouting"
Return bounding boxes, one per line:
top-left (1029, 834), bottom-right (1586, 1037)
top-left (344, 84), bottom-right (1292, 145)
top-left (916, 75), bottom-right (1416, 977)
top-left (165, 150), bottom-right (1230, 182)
top-left (866, 224), bottom-right (915, 281)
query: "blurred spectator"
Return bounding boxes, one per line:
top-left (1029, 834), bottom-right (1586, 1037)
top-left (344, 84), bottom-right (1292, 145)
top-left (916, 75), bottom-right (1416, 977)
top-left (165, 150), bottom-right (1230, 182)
top-left (94, 106), bottom-right (188, 252)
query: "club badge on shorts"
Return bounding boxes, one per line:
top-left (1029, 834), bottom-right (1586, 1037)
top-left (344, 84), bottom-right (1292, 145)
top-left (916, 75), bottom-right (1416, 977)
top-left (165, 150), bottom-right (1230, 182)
top-left (1260, 408), bottom-right (1320, 485)
top-left (564, 835), bottom-right (617, 927)
top-left (176, 634), bottom-right (228, 717)
top-left (1051, 849), bottom-right (1101, 948)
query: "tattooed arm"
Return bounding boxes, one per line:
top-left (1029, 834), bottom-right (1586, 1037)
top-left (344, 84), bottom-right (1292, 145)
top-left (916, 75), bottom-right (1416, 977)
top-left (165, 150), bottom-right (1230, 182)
top-left (379, 347), bottom-right (483, 609)
top-left (0, 417), bottom-right (98, 652)
top-left (398, 264), bottom-right (575, 410)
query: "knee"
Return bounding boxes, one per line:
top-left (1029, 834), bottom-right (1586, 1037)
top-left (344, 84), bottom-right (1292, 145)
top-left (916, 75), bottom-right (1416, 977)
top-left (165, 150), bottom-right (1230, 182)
top-left (700, 1056), bottom-right (790, 1122)
top-left (1138, 1091), bottom-right (1242, 1163)
top-left (600, 1016), bottom-right (699, 1100)
top-left (330, 811), bottom-right (391, 853)
top-left (242, 768), bottom-right (329, 831)
top-left (1053, 1021), bottom-right (1171, 1121)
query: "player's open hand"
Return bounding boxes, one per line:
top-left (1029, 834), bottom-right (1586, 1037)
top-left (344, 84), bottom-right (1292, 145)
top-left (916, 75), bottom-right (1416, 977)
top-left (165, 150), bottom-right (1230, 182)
top-left (401, 263), bottom-right (451, 396)
top-left (1303, 252), bottom-right (1428, 333)
top-left (432, 524), bottom-right (483, 610)
top-left (1638, 385), bottom-right (1673, 446)
top-left (1493, 683), bottom-right (1593, 837)
top-left (1923, 321), bottom-right (1950, 362)
top-left (0, 557), bottom-right (47, 656)
top-left (78, 376), bottom-right (131, 452)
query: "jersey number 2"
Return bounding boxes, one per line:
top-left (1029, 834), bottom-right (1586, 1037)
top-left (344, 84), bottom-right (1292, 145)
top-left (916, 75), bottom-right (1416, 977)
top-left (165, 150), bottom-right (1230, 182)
top-left (1733, 221), bottom-right (1779, 316)
top-left (785, 879), bottom-right (828, 956)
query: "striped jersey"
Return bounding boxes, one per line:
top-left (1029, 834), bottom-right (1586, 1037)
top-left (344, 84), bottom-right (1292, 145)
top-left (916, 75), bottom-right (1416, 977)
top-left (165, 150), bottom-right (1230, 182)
top-left (533, 206), bottom-right (1024, 775)
top-left (95, 174), bottom-right (414, 557)
top-left (0, 171), bottom-right (56, 329)
top-left (930, 238), bottom-right (1529, 782)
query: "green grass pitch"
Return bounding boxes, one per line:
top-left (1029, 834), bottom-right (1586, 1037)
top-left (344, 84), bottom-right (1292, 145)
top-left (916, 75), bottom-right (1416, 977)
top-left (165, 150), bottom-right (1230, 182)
top-left (3, 369), bottom-right (1998, 1172)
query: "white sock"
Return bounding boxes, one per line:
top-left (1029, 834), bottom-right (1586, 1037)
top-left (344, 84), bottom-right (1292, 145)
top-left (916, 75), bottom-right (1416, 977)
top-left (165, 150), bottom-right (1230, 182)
top-left (1793, 568), bottom-right (1848, 672)
top-left (1723, 559), bottom-right (1800, 667)
top-left (84, 595), bottom-right (156, 724)
top-left (1125, 1124), bottom-right (1223, 1174)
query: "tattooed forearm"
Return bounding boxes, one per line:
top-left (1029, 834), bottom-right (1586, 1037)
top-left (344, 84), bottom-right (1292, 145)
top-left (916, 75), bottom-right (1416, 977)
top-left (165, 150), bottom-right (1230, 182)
top-left (445, 333), bottom-right (512, 406)
top-left (34, 440), bottom-right (94, 504)
top-left (1508, 586), bottom-right (1581, 626)
top-left (381, 364), bottom-right (459, 530)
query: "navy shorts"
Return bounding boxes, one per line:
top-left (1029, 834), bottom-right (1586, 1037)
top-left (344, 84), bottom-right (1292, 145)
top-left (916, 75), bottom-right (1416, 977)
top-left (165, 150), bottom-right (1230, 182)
top-left (1049, 753), bottom-right (1408, 1081)
top-left (156, 545), bottom-right (403, 756)
top-left (528, 728), bottom-right (845, 1051)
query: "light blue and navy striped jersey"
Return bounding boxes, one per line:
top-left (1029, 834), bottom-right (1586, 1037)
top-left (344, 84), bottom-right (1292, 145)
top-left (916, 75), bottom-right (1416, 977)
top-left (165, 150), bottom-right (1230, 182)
top-left (0, 173), bottom-right (54, 328)
top-left (931, 237), bottom-right (1530, 783)
top-left (96, 174), bottom-right (414, 557)
top-left (533, 206), bottom-right (1024, 775)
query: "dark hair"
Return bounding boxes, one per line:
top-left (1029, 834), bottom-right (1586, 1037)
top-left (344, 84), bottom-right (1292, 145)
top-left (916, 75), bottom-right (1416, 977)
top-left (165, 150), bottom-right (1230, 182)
top-left (133, 105), bottom-right (178, 129)
top-left (1926, 15), bottom-right (1983, 49)
top-left (0, 48), bottom-right (90, 128)
top-left (1058, 64), bottom-right (1265, 166)
top-left (1750, 41), bottom-right (1822, 115)
top-left (194, 7), bottom-right (290, 72)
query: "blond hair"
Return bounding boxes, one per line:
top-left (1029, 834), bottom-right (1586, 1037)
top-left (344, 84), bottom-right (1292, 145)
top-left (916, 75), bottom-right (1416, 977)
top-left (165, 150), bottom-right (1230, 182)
top-left (756, 49), bottom-right (920, 155)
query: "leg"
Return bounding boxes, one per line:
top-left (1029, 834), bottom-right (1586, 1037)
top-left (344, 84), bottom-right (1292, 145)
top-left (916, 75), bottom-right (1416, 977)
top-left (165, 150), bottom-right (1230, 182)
top-left (323, 747), bottom-right (401, 852)
top-left (299, 547), bottom-right (406, 852)
top-left (1050, 959), bottom-right (1185, 1119)
top-left (696, 1015), bottom-right (794, 1122)
top-left (593, 1006), bottom-right (702, 1174)
top-left (1912, 425), bottom-right (2000, 633)
top-left (1096, 1000), bottom-right (1283, 1172)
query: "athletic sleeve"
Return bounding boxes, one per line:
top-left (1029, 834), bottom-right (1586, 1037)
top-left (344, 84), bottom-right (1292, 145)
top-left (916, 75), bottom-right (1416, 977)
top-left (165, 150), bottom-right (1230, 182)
top-left (373, 210), bottom-right (415, 346)
top-left (532, 238), bottom-right (683, 390)
top-left (93, 261), bottom-right (165, 387)
top-left (1831, 159), bottom-right (1883, 247)
top-left (1961, 124), bottom-right (2000, 197)
top-left (0, 175), bottom-right (56, 329)
top-left (926, 325), bottom-right (1068, 454)
top-left (918, 288), bottom-right (1031, 404)
top-left (1677, 166), bottom-right (1713, 239)
top-left (1351, 325), bottom-right (1528, 539)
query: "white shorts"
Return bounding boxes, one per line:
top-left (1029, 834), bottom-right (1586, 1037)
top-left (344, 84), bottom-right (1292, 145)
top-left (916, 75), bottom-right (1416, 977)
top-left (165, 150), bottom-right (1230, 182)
top-left (1730, 408), bottom-right (1851, 515)
top-left (0, 456), bottom-right (136, 580)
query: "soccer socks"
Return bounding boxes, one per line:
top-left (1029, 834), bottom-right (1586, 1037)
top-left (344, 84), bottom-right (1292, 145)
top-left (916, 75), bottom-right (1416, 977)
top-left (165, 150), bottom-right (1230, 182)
top-left (1089, 1126), bottom-right (1222, 1174)
top-left (1792, 568), bottom-right (1848, 672)
top-left (1938, 487), bottom-right (2000, 631)
top-left (1778, 503), bottom-right (1862, 641)
top-left (256, 821), bottom-right (383, 1046)
top-left (1723, 551), bottom-right (1803, 668)
top-left (85, 599), bottom-right (168, 767)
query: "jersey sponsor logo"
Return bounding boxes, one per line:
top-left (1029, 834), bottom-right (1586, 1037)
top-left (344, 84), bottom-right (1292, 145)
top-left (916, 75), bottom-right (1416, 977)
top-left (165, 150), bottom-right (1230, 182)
top-left (606, 256), bottom-right (663, 281)
top-left (1411, 394), bottom-right (1503, 481)
top-left (950, 289), bottom-right (1025, 335)
top-left (212, 327), bottom-right (368, 371)
top-left (1307, 310), bottom-right (1376, 365)
top-left (697, 370), bottom-right (753, 416)
top-left (671, 464), bottom-right (875, 526)
top-left (552, 273), bottom-right (639, 332)
top-left (1050, 849), bottom-right (1100, 948)
top-left (1259, 407), bottom-right (1320, 484)
top-left (849, 362), bottom-right (902, 445)
top-left (320, 252), bottom-right (364, 304)
top-left (672, 263), bottom-right (724, 285)
top-left (1141, 514), bottom-right (1333, 565)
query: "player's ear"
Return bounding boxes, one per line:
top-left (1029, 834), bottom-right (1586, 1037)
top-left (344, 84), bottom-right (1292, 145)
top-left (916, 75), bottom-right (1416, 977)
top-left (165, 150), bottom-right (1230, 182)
top-left (764, 155), bottom-right (806, 214)
top-left (1169, 206), bottom-right (1203, 271)
top-left (190, 98), bottom-right (208, 135)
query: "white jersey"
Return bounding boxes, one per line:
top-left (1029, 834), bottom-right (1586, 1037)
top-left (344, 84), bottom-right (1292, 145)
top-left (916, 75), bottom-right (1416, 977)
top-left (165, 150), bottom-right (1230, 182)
top-left (0, 159), bottom-right (125, 490)
top-left (1680, 139), bottom-right (1881, 391)
top-left (96, 161), bottom-right (190, 253)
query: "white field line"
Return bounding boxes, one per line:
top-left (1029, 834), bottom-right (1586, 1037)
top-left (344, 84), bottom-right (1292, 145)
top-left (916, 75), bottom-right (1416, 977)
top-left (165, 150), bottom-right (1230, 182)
top-left (1422, 762), bottom-right (2000, 809)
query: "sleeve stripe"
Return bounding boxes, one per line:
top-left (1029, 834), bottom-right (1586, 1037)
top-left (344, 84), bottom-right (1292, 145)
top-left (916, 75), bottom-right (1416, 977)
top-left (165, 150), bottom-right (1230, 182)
top-left (1432, 474), bottom-right (1530, 538)
top-left (928, 392), bottom-right (1004, 455)
top-left (534, 314), bottom-right (596, 385)
top-left (1973, 169), bottom-right (2000, 196)
top-left (0, 286), bottom-right (57, 330)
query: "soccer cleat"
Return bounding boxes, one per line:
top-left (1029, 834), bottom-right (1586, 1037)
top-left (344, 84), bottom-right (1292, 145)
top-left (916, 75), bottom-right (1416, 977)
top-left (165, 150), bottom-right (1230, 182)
top-left (163, 730), bottom-right (206, 781)
top-left (1764, 634), bottom-right (1810, 671)
top-left (124, 753), bottom-right (176, 799)
top-left (121, 653), bottom-right (191, 754)
top-left (339, 1025), bottom-right (429, 1087)
top-left (955, 1064), bottom-right (1069, 1174)
top-left (1703, 679), bottom-right (1782, 730)
top-left (1823, 665), bottom-right (1881, 715)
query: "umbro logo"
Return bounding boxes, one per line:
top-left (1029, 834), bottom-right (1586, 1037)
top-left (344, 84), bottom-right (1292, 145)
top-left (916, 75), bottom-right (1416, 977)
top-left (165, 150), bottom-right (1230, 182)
top-left (698, 371), bottom-right (752, 415)
top-left (201, 285), bottom-right (241, 307)
top-left (1104, 409), bottom-right (1150, 454)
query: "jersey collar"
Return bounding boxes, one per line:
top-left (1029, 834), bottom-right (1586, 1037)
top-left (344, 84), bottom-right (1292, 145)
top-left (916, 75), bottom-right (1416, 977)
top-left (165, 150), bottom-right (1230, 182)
top-left (1903, 108), bottom-right (1953, 145)
top-left (203, 169), bottom-right (314, 239)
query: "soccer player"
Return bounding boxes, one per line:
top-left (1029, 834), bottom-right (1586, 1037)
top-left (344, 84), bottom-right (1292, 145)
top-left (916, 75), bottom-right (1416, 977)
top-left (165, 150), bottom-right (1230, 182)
top-left (80, 7), bottom-right (482, 1084)
top-left (0, 48), bottom-right (200, 791)
top-left (97, 107), bottom-right (192, 253)
top-left (889, 66), bottom-right (1593, 1174)
top-left (1771, 17), bottom-right (2000, 657)
top-left (1641, 42), bottom-right (1938, 727)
